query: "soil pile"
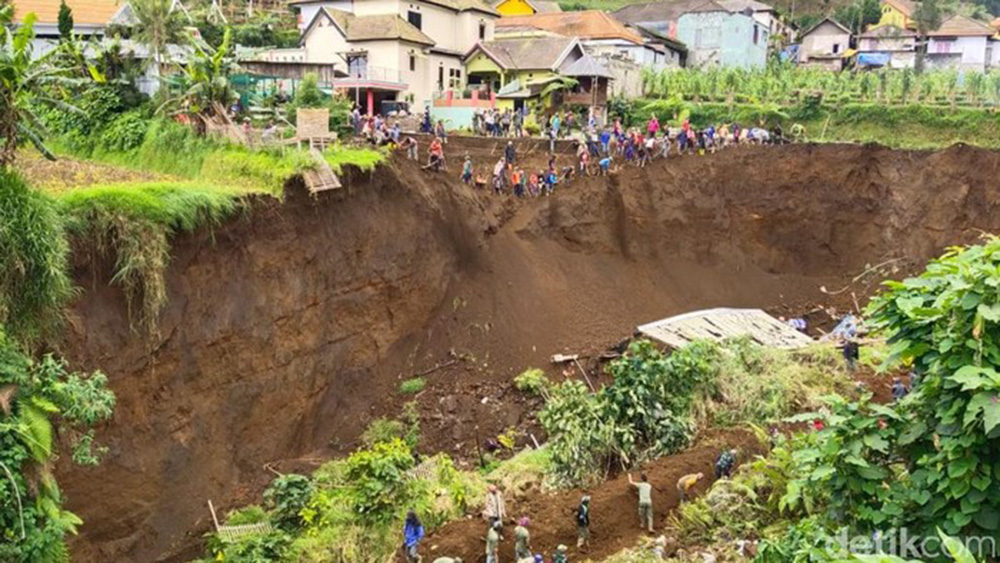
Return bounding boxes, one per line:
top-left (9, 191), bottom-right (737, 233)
top-left (58, 142), bottom-right (1000, 561)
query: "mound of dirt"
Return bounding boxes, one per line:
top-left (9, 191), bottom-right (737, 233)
top-left (58, 141), bottom-right (1000, 561)
top-left (425, 428), bottom-right (764, 562)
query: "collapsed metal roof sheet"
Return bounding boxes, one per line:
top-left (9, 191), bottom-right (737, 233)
top-left (637, 308), bottom-right (814, 349)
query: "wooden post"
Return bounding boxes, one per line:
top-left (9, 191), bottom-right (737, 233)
top-left (208, 500), bottom-right (221, 532)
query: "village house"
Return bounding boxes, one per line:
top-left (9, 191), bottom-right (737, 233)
top-left (252, 0), bottom-right (497, 114)
top-left (797, 17), bottom-right (851, 70)
top-left (461, 35), bottom-right (615, 123)
top-left (870, 0), bottom-right (915, 30)
top-left (717, 0), bottom-right (793, 40)
top-left (11, 0), bottom-right (136, 55)
top-left (494, 11), bottom-right (673, 69)
top-left (925, 15), bottom-right (998, 71)
top-left (857, 24), bottom-right (917, 68)
top-left (676, 0), bottom-right (769, 68)
top-left (491, 0), bottom-right (562, 17)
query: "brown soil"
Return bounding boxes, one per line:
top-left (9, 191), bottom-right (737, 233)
top-left (424, 428), bottom-right (765, 562)
top-left (57, 141), bottom-right (1000, 561)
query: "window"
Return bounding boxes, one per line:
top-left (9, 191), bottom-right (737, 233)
top-left (753, 26), bottom-right (759, 45)
top-left (438, 65), bottom-right (444, 90)
top-left (407, 10), bottom-right (422, 30)
top-left (449, 68), bottom-right (462, 89)
top-left (409, 53), bottom-right (416, 71)
top-left (479, 21), bottom-right (486, 39)
top-left (832, 43), bottom-right (840, 54)
top-left (347, 55), bottom-right (367, 78)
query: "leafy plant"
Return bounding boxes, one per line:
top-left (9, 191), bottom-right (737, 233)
top-left (0, 330), bottom-right (115, 561)
top-left (0, 11), bottom-right (82, 167)
top-left (344, 438), bottom-right (415, 524)
top-left (514, 368), bottom-right (550, 398)
top-left (263, 474), bottom-right (313, 531)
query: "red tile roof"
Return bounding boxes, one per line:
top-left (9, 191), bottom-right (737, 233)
top-left (13, 0), bottom-right (124, 25)
top-left (497, 10), bottom-right (645, 44)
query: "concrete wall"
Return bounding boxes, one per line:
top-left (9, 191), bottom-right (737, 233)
top-left (678, 11), bottom-right (767, 68)
top-left (799, 22), bottom-right (850, 60)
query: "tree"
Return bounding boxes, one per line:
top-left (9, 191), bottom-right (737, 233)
top-left (913, 0), bottom-right (943, 73)
top-left (159, 27), bottom-right (238, 124)
top-left (834, 0), bottom-right (881, 34)
top-left (0, 10), bottom-right (82, 168)
top-left (129, 0), bottom-right (187, 78)
top-left (57, 0), bottom-right (74, 41)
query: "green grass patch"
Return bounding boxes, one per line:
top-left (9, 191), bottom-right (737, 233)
top-left (323, 144), bottom-right (386, 173)
top-left (57, 182), bottom-right (243, 334)
top-left (399, 377), bottom-right (426, 394)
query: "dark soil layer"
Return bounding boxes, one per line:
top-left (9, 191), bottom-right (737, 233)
top-left (59, 142), bottom-right (1000, 561)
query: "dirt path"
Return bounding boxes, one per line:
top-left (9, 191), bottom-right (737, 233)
top-left (422, 428), bottom-right (764, 562)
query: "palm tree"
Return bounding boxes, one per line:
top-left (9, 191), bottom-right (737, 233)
top-left (0, 9), bottom-right (82, 168)
top-left (129, 0), bottom-right (187, 78)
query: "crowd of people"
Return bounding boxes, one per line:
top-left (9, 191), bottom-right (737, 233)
top-left (398, 111), bottom-right (791, 198)
top-left (401, 449), bottom-right (741, 563)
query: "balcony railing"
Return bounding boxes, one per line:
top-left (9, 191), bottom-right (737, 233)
top-left (344, 64), bottom-right (401, 83)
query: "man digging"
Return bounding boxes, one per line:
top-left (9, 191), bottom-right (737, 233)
top-left (627, 473), bottom-right (656, 533)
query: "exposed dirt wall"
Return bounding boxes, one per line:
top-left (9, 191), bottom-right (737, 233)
top-left (59, 143), bottom-right (1000, 561)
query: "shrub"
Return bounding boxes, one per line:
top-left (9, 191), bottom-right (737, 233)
top-left (344, 438), bottom-right (416, 524)
top-left (263, 474), bottom-right (314, 531)
top-left (99, 110), bottom-right (149, 152)
top-left (399, 377), bottom-right (426, 394)
top-left (0, 170), bottom-right (72, 342)
top-left (514, 368), bottom-right (550, 398)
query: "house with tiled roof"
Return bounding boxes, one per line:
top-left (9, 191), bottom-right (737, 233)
top-left (261, 0), bottom-right (497, 114)
top-left (12, 0), bottom-right (133, 40)
top-left (797, 17), bottom-right (850, 70)
top-left (926, 15), bottom-right (999, 71)
top-left (495, 10), bottom-right (672, 70)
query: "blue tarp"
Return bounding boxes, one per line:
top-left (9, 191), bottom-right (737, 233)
top-left (857, 52), bottom-right (891, 67)
top-left (782, 44), bottom-right (801, 63)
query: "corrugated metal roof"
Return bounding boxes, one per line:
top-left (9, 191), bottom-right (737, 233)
top-left (637, 308), bottom-right (814, 349)
top-left (561, 54), bottom-right (613, 77)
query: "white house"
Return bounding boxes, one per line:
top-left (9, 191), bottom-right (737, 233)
top-left (857, 24), bottom-right (917, 69)
top-left (264, 0), bottom-right (497, 114)
top-left (797, 17), bottom-right (851, 70)
top-left (926, 15), bottom-right (995, 71)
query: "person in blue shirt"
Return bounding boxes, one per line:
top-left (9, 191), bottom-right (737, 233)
top-left (599, 156), bottom-right (612, 176)
top-left (403, 510), bottom-right (425, 562)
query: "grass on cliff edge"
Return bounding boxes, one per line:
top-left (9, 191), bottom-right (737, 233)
top-left (50, 119), bottom-right (385, 195)
top-left (58, 182), bottom-right (244, 335)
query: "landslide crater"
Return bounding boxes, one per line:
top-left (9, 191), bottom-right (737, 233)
top-left (60, 143), bottom-right (1000, 561)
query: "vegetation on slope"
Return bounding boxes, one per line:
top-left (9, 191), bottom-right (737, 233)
top-left (58, 182), bottom-right (243, 334)
top-left (0, 170), bottom-right (73, 344)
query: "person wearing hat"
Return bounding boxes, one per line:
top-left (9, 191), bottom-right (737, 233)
top-left (514, 516), bottom-right (532, 560)
top-left (575, 495), bottom-right (591, 549)
top-left (553, 544), bottom-right (569, 563)
top-left (505, 141), bottom-right (517, 165)
top-left (485, 520), bottom-right (501, 563)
